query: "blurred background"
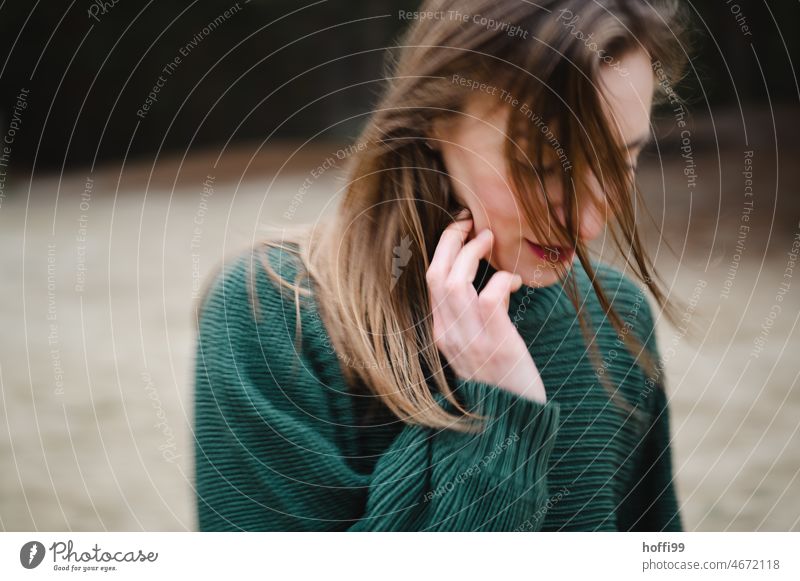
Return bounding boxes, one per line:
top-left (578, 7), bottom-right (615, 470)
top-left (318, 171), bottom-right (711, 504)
top-left (1, 1), bottom-right (798, 531)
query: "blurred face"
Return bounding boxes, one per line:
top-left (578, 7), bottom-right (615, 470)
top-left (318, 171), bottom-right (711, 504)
top-left (433, 48), bottom-right (655, 287)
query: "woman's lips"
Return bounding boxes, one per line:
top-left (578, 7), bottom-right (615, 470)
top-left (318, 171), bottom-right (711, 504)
top-left (526, 239), bottom-right (574, 262)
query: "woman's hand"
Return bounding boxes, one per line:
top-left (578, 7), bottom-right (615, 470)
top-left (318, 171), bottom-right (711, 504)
top-left (426, 217), bottom-right (547, 404)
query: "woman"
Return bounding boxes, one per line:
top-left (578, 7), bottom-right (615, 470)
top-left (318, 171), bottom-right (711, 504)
top-left (194, 0), bottom-right (688, 531)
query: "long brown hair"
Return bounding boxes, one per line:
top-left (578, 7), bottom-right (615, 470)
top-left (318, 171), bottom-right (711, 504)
top-left (223, 0), bottom-right (689, 432)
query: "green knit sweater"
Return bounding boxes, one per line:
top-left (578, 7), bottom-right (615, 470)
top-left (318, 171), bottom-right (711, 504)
top-left (193, 242), bottom-right (682, 531)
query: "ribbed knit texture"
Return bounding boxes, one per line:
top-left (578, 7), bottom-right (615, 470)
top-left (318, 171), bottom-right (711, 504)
top-left (193, 243), bottom-right (682, 531)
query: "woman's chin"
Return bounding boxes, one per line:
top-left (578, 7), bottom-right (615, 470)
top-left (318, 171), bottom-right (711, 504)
top-left (519, 266), bottom-right (561, 288)
top-left (514, 254), bottom-right (574, 288)
top-left (489, 250), bottom-right (573, 288)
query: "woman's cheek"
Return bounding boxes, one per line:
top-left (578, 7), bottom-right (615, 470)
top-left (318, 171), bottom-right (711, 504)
top-left (468, 171), bottom-right (518, 218)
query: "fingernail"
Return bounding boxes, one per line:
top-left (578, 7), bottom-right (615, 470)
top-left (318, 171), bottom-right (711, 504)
top-left (513, 274), bottom-right (523, 286)
top-left (479, 229), bottom-right (492, 240)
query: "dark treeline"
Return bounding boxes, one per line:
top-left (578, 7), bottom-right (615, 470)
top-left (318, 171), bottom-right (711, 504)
top-left (0, 0), bottom-right (796, 173)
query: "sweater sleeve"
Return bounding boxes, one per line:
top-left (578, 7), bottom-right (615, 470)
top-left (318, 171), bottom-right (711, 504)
top-left (623, 383), bottom-right (682, 531)
top-left (349, 379), bottom-right (561, 531)
top-left (621, 294), bottom-right (683, 532)
top-left (193, 250), bottom-right (561, 531)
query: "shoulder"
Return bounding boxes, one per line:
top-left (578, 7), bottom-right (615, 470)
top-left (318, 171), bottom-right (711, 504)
top-left (586, 262), bottom-right (668, 410)
top-left (586, 260), bottom-right (657, 343)
top-left (589, 261), bottom-right (652, 315)
top-left (589, 261), bottom-right (646, 300)
top-left (192, 241), bottom-right (340, 413)
top-left (195, 241), bottom-right (312, 347)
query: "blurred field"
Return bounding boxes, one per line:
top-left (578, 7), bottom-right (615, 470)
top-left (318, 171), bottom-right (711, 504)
top-left (1, 109), bottom-right (799, 531)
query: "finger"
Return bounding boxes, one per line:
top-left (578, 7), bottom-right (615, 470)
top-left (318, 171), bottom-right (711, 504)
top-left (429, 228), bottom-right (471, 353)
top-left (428, 217), bottom-right (485, 360)
top-left (429, 287), bottom-right (447, 353)
top-left (477, 271), bottom-right (523, 337)
top-left (447, 227), bottom-right (494, 286)
top-left (427, 218), bottom-right (473, 290)
top-left (429, 275), bottom-right (480, 366)
top-left (440, 228), bottom-right (496, 342)
top-left (439, 227), bottom-right (495, 331)
top-left (453, 207), bottom-right (472, 221)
